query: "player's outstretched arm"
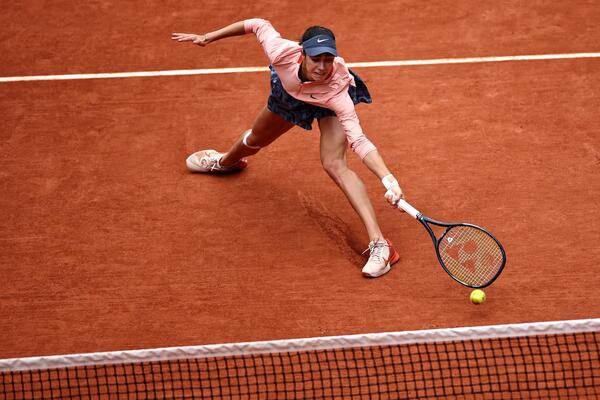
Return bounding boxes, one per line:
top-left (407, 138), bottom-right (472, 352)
top-left (172, 21), bottom-right (246, 47)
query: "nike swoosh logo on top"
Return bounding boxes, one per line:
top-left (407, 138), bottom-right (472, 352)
top-left (316, 38), bottom-right (328, 43)
top-left (310, 94), bottom-right (318, 99)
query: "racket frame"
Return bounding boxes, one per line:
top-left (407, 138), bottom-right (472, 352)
top-left (398, 200), bottom-right (506, 288)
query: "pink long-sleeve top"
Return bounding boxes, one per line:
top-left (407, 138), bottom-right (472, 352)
top-left (244, 18), bottom-right (377, 159)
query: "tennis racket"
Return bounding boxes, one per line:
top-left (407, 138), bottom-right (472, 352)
top-left (397, 199), bottom-right (506, 288)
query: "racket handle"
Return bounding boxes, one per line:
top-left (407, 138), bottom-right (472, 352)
top-left (397, 199), bottom-right (420, 219)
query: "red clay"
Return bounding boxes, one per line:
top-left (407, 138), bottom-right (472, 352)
top-left (0, 2), bottom-right (599, 363)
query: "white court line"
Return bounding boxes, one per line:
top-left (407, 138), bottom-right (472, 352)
top-left (1, 52), bottom-right (599, 83)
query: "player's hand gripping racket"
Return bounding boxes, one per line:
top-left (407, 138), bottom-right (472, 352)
top-left (396, 199), bottom-right (506, 288)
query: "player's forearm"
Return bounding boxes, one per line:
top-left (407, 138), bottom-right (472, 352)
top-left (361, 150), bottom-right (392, 180)
top-left (205, 21), bottom-right (247, 43)
top-left (363, 150), bottom-right (403, 203)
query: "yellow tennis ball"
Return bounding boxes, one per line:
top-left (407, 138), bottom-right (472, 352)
top-left (470, 289), bottom-right (486, 305)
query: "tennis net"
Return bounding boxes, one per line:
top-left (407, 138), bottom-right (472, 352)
top-left (1, 319), bottom-right (599, 399)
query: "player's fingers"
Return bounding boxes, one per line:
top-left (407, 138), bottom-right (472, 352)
top-left (385, 188), bottom-right (407, 212)
top-left (384, 189), bottom-right (400, 207)
top-left (172, 33), bottom-right (198, 42)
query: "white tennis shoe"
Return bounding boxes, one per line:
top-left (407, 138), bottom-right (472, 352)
top-left (362, 238), bottom-right (400, 278)
top-left (186, 150), bottom-right (247, 173)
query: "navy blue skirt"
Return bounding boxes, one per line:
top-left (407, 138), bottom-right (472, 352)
top-left (267, 66), bottom-right (372, 130)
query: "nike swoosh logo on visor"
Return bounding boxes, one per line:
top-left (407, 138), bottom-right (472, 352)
top-left (316, 38), bottom-right (328, 43)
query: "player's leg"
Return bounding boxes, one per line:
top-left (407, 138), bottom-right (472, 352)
top-left (219, 106), bottom-right (294, 167)
top-left (187, 106), bottom-right (293, 172)
top-left (318, 116), bottom-right (382, 240)
top-left (317, 116), bottom-right (399, 277)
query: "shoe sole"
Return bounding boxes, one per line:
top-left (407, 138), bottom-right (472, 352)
top-left (362, 250), bottom-right (400, 278)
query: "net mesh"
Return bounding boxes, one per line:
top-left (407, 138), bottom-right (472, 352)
top-left (437, 225), bottom-right (504, 287)
top-left (1, 322), bottom-right (599, 399)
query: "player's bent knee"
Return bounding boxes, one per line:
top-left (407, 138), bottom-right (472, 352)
top-left (242, 130), bottom-right (262, 150)
top-left (321, 158), bottom-right (348, 181)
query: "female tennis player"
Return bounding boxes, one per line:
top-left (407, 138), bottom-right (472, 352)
top-left (172, 19), bottom-right (404, 278)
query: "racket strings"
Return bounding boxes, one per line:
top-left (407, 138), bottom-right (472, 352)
top-left (437, 225), bottom-right (504, 287)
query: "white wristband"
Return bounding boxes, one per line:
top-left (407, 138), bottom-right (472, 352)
top-left (381, 174), bottom-right (399, 190)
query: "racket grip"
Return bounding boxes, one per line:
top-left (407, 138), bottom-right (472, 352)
top-left (397, 199), bottom-right (420, 219)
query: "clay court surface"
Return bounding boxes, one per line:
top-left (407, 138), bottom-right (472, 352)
top-left (1, 1), bottom-right (599, 360)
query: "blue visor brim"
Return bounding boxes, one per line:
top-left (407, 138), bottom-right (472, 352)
top-left (304, 46), bottom-right (337, 57)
